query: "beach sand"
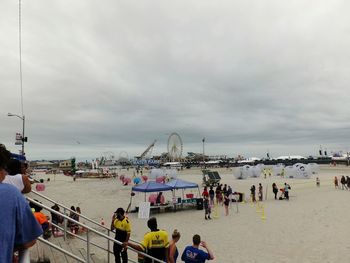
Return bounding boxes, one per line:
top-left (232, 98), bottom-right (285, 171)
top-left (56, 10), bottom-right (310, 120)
top-left (29, 165), bottom-right (350, 263)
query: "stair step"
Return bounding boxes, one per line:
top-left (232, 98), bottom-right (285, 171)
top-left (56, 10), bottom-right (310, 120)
top-left (58, 240), bottom-right (82, 263)
top-left (29, 243), bottom-right (40, 262)
top-left (49, 242), bottom-right (68, 263)
top-left (29, 242), bottom-right (53, 263)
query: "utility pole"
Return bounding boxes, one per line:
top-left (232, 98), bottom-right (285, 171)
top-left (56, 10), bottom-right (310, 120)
top-left (202, 137), bottom-right (205, 164)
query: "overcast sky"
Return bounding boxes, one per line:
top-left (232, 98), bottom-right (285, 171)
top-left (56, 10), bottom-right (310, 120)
top-left (1, 0), bottom-right (350, 160)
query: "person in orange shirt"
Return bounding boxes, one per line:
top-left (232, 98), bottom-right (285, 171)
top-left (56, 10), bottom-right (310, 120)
top-left (30, 200), bottom-right (50, 237)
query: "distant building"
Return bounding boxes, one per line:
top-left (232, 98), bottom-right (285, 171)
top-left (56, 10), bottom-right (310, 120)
top-left (29, 161), bottom-right (56, 171)
top-left (59, 160), bottom-right (72, 170)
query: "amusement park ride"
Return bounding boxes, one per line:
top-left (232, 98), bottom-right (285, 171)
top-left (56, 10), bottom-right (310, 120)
top-left (138, 140), bottom-right (157, 159)
top-left (135, 133), bottom-right (184, 162)
top-left (167, 132), bottom-right (183, 161)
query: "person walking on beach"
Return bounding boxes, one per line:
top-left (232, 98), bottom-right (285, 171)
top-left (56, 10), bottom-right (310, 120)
top-left (227, 186), bottom-right (233, 200)
top-left (215, 185), bottom-right (222, 204)
top-left (340, 175), bottom-right (346, 190)
top-left (316, 177), bottom-right (320, 187)
top-left (250, 185), bottom-right (256, 202)
top-left (334, 176), bottom-right (339, 189)
top-left (258, 183), bottom-right (263, 201)
top-left (202, 187), bottom-right (209, 198)
top-left (284, 183), bottom-right (290, 200)
top-left (111, 208), bottom-right (131, 263)
top-left (204, 196), bottom-right (211, 220)
top-left (272, 183), bottom-right (278, 200)
top-left (208, 186), bottom-right (215, 206)
top-left (223, 194), bottom-right (230, 216)
top-left (169, 229), bottom-right (181, 263)
top-left (181, 234), bottom-right (214, 262)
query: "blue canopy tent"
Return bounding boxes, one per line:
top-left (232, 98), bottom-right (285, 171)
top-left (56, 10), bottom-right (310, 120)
top-left (166, 179), bottom-right (201, 201)
top-left (11, 153), bottom-right (26, 162)
top-left (166, 179), bottom-right (198, 189)
top-left (131, 181), bottom-right (173, 201)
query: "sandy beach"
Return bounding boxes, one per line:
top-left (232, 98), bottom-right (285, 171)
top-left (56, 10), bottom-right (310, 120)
top-left (29, 165), bottom-right (350, 263)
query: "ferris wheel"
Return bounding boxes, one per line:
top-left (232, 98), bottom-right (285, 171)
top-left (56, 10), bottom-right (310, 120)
top-left (167, 132), bottom-right (183, 161)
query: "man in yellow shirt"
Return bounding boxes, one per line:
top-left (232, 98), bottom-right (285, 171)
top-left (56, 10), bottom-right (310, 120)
top-left (111, 208), bottom-right (131, 263)
top-left (129, 217), bottom-right (169, 263)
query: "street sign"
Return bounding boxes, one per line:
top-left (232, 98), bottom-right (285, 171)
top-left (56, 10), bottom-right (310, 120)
top-left (15, 132), bottom-right (23, 145)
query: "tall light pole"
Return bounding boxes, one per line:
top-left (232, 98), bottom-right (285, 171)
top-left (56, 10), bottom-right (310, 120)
top-left (7, 113), bottom-right (26, 155)
top-left (202, 137), bottom-right (205, 164)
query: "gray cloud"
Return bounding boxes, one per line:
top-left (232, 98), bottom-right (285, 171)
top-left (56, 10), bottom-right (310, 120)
top-left (1, 0), bottom-right (350, 160)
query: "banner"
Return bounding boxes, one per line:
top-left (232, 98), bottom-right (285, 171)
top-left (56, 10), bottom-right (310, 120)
top-left (15, 132), bottom-right (23, 145)
top-left (138, 202), bottom-right (151, 219)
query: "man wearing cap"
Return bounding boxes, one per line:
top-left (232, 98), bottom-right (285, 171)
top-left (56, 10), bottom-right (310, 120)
top-left (128, 217), bottom-right (169, 263)
top-left (111, 207), bottom-right (131, 263)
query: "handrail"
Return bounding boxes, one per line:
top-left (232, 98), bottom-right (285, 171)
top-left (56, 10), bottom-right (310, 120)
top-left (30, 190), bottom-right (142, 245)
top-left (27, 197), bottom-right (166, 263)
top-left (31, 190), bottom-right (111, 231)
top-left (50, 222), bottom-right (110, 254)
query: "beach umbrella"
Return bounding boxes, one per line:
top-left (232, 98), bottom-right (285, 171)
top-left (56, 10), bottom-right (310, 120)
top-left (122, 177), bottom-right (131, 185)
top-left (133, 177), bottom-right (141, 185)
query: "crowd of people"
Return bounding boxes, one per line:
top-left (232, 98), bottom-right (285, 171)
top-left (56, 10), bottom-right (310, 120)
top-left (111, 208), bottom-right (214, 263)
top-left (201, 184), bottom-right (234, 218)
top-left (0, 143), bottom-right (87, 262)
top-left (4, 139), bottom-right (349, 263)
top-left (250, 182), bottom-right (291, 202)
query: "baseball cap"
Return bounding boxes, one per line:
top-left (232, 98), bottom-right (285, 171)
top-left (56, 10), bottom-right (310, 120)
top-left (115, 207), bottom-right (125, 215)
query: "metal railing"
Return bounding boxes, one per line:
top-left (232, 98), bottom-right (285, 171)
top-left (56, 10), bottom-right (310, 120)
top-left (31, 190), bottom-right (115, 232)
top-left (30, 190), bottom-right (144, 251)
top-left (27, 197), bottom-right (166, 263)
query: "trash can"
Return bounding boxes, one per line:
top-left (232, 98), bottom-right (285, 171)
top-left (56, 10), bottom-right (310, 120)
top-left (239, 193), bottom-right (244, 202)
top-left (196, 198), bottom-right (203, 210)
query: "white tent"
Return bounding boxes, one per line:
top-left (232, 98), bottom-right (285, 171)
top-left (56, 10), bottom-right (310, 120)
top-left (306, 163), bottom-right (319, 175)
top-left (149, 168), bottom-right (177, 180)
top-left (284, 163), bottom-right (314, 179)
top-left (234, 164), bottom-right (264, 179)
top-left (234, 165), bottom-right (250, 179)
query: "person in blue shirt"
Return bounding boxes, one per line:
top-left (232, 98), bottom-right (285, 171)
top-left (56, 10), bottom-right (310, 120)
top-left (181, 234), bottom-right (214, 263)
top-left (0, 144), bottom-right (43, 262)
